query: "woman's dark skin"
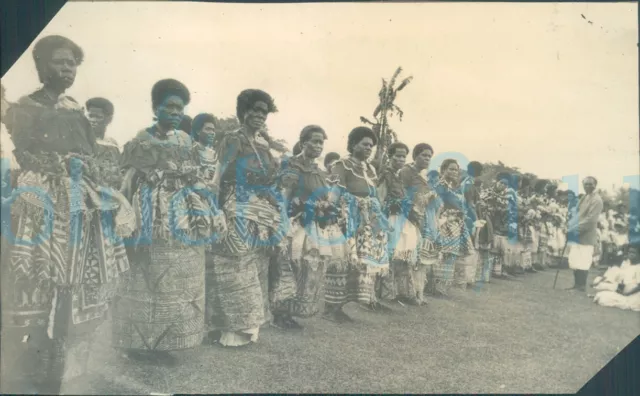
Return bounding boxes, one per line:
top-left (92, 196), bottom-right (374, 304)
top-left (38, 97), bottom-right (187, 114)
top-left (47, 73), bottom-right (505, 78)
top-left (389, 148), bottom-right (407, 171)
top-left (352, 137), bottom-right (374, 162)
top-left (210, 100), bottom-right (270, 207)
top-left (414, 148), bottom-right (433, 171)
top-left (443, 161), bottom-right (460, 184)
top-left (42, 47), bottom-right (77, 98)
top-left (155, 96), bottom-right (185, 134)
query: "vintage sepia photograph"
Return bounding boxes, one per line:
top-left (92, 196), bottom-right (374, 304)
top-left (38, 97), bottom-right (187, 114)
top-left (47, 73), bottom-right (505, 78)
top-left (0, 1), bottom-right (638, 394)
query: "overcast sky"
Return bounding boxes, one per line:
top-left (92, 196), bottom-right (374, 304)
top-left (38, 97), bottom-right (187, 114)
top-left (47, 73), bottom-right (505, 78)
top-left (1, 1), bottom-right (638, 192)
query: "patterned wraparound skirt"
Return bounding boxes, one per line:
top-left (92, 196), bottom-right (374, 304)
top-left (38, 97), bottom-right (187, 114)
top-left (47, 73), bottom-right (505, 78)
top-left (272, 222), bottom-right (345, 318)
top-left (492, 235), bottom-right (519, 269)
top-left (0, 229), bottom-right (128, 394)
top-left (205, 251), bottom-right (269, 346)
top-left (386, 215), bottom-right (421, 301)
top-left (453, 251), bottom-right (478, 287)
top-left (0, 176), bottom-right (133, 394)
top-left (212, 189), bottom-right (288, 333)
top-left (490, 251), bottom-right (503, 276)
top-left (393, 261), bottom-right (429, 303)
top-left (535, 231), bottom-right (549, 267)
top-left (432, 253), bottom-right (455, 294)
top-left (112, 241), bottom-right (206, 351)
top-left (325, 246), bottom-right (382, 306)
top-left (346, 226), bottom-right (390, 305)
top-left (0, 289), bottom-right (104, 394)
top-left (330, 194), bottom-right (390, 306)
top-left (475, 249), bottom-right (492, 283)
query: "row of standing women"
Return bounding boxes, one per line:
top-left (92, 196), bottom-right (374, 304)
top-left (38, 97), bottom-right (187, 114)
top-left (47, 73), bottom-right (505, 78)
top-left (0, 35), bottom-right (555, 394)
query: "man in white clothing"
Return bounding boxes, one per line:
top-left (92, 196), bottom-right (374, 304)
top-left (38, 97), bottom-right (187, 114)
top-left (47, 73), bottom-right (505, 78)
top-left (566, 177), bottom-right (604, 292)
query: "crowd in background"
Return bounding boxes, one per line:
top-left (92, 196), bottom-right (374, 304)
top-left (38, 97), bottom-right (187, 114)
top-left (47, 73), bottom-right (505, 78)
top-left (1, 35), bottom-right (638, 395)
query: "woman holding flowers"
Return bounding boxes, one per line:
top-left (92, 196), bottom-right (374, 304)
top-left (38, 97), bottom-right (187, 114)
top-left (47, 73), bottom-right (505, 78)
top-left (271, 125), bottom-right (346, 326)
top-left (113, 79), bottom-right (222, 363)
top-left (1, 35), bottom-right (134, 394)
top-left (480, 172), bottom-right (519, 279)
top-left (330, 126), bottom-right (391, 313)
top-left (432, 159), bottom-right (476, 294)
top-left (515, 177), bottom-right (538, 274)
top-left (531, 179), bottom-right (551, 270)
top-left (547, 189), bottom-right (569, 268)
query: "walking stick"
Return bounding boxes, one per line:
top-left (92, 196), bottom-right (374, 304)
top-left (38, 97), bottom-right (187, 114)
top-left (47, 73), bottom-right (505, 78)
top-left (552, 239), bottom-right (569, 289)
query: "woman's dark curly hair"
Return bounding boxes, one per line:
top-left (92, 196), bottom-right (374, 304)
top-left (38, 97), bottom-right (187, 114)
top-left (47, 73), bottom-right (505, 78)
top-left (412, 143), bottom-right (434, 160)
top-left (33, 35), bottom-right (84, 84)
top-left (388, 142), bottom-right (409, 157)
top-left (439, 158), bottom-right (459, 174)
top-left (151, 78), bottom-right (190, 110)
top-left (324, 152), bottom-right (340, 169)
top-left (299, 124), bottom-right (327, 144)
top-left (467, 161), bottom-right (483, 177)
top-left (191, 113), bottom-right (216, 141)
top-left (347, 126), bottom-right (377, 154)
top-left (236, 89), bottom-right (278, 121)
top-left (85, 97), bottom-right (114, 118)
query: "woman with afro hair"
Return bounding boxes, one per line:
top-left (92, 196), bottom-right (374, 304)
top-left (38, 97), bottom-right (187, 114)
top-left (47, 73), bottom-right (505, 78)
top-left (1, 35), bottom-right (134, 394)
top-left (205, 89), bottom-right (291, 347)
top-left (269, 125), bottom-right (347, 327)
top-left (326, 126), bottom-right (392, 317)
top-left (113, 79), bottom-right (223, 363)
top-left (382, 142), bottom-right (439, 305)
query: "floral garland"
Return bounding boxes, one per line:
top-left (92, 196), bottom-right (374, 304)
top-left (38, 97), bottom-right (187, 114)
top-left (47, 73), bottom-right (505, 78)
top-left (337, 191), bottom-right (390, 237)
top-left (16, 150), bottom-right (102, 181)
top-left (287, 195), bottom-right (340, 229)
top-left (479, 183), bottom-right (519, 234)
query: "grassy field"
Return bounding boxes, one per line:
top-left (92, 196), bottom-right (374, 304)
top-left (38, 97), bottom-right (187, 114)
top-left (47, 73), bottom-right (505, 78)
top-left (63, 266), bottom-right (639, 394)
